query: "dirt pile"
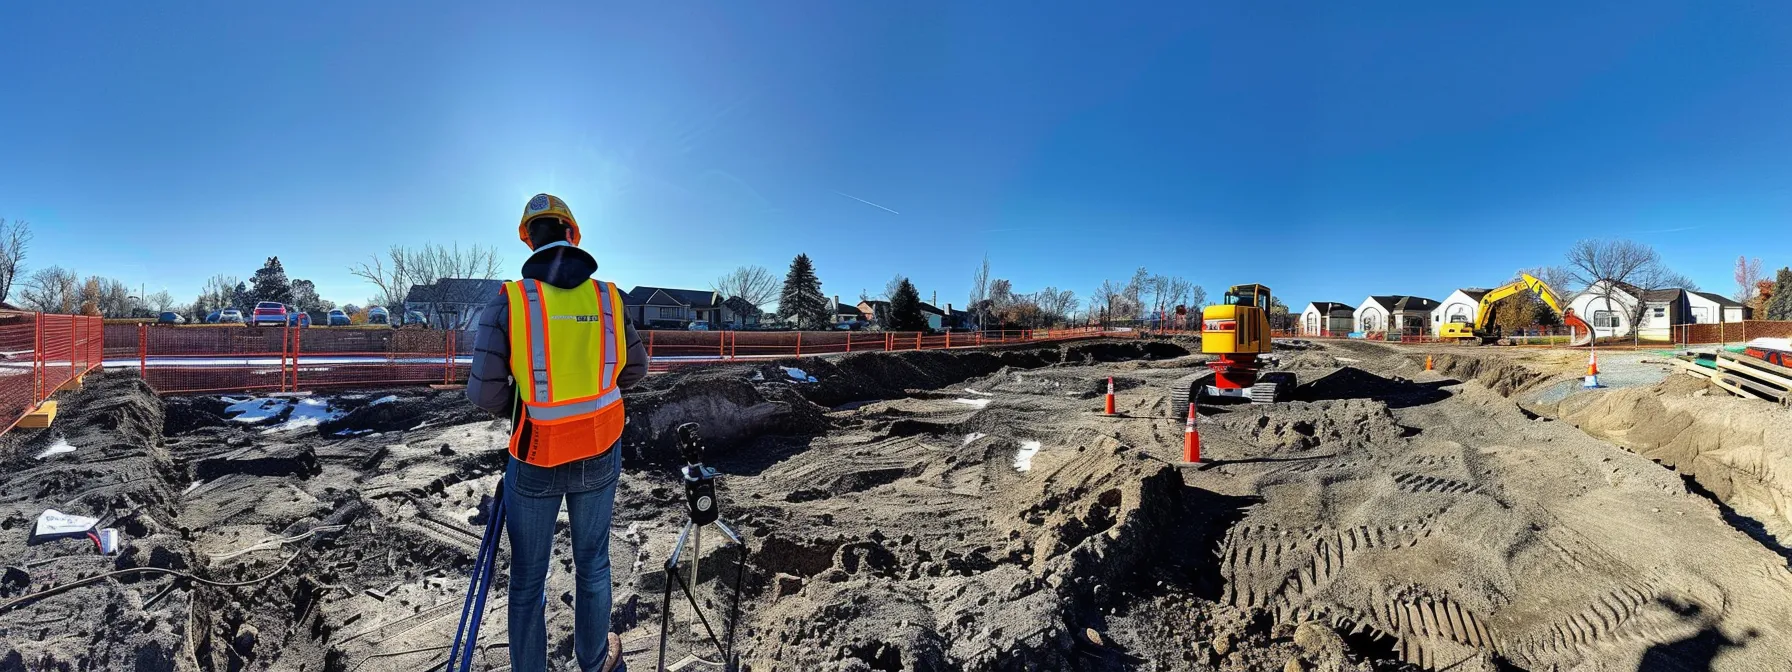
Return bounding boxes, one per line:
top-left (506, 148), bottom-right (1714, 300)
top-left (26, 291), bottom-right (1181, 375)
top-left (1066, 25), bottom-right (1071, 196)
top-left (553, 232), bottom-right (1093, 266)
top-left (1556, 373), bottom-right (1792, 535)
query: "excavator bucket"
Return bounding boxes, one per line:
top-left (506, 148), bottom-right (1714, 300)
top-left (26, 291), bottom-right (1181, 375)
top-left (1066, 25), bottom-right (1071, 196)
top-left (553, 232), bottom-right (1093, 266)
top-left (1564, 310), bottom-right (1593, 347)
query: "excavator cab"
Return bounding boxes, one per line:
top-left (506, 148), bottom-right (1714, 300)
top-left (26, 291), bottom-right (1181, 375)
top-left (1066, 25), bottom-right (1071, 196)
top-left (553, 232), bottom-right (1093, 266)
top-left (1202, 284), bottom-right (1274, 357)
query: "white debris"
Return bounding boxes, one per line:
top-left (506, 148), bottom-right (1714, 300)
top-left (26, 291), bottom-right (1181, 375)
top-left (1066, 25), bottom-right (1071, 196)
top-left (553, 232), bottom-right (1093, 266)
top-left (225, 397), bottom-right (287, 422)
top-left (781, 367), bottom-right (818, 383)
top-left (1013, 441), bottom-right (1043, 472)
top-left (962, 433), bottom-right (987, 446)
top-left (1335, 357), bottom-right (1360, 363)
top-left (261, 397), bottom-right (348, 434)
top-left (183, 481), bottom-right (203, 497)
top-left (35, 509), bottom-right (99, 538)
top-left (963, 388), bottom-right (993, 396)
top-left (35, 438), bottom-right (76, 460)
top-left (953, 398), bottom-right (991, 408)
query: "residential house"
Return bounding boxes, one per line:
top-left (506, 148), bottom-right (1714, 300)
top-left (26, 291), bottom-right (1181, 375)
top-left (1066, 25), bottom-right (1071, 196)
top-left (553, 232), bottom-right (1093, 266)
top-left (943, 303), bottom-right (978, 331)
top-left (919, 302), bottom-right (945, 331)
top-left (832, 296), bottom-right (863, 327)
top-left (1299, 302), bottom-right (1355, 336)
top-left (1354, 295), bottom-right (1439, 336)
top-left (402, 279), bottom-right (506, 331)
top-left (1432, 289), bottom-right (1490, 336)
top-left (857, 300), bottom-right (890, 326)
top-left (1567, 281), bottom-right (1690, 341)
top-left (1686, 291), bottom-right (1750, 323)
top-left (624, 286), bottom-right (760, 329)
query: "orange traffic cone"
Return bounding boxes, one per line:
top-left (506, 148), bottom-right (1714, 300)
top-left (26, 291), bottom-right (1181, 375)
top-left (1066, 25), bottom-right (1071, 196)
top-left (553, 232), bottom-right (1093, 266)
top-left (1583, 351), bottom-right (1602, 388)
top-left (1425, 355), bottom-right (1434, 371)
top-left (1183, 396), bottom-right (1201, 463)
top-left (1104, 376), bottom-right (1116, 415)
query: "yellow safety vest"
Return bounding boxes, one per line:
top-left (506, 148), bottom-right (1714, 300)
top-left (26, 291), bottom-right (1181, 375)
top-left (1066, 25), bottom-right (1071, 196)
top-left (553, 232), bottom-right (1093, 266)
top-left (505, 278), bottom-right (629, 467)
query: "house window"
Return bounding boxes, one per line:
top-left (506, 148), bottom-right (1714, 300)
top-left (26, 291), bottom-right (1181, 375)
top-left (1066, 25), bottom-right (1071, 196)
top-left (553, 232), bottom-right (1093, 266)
top-left (1593, 311), bottom-right (1620, 329)
top-left (658, 307), bottom-right (682, 319)
top-left (1652, 306), bottom-right (1665, 318)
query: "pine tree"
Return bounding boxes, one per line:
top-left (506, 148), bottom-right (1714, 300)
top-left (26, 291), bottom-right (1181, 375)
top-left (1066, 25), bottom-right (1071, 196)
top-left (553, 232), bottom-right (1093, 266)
top-left (231, 282), bottom-right (254, 311)
top-left (250, 257), bottom-right (294, 306)
top-left (888, 277), bottom-right (927, 331)
top-left (1766, 267), bottom-right (1792, 321)
top-left (776, 253), bottom-right (829, 329)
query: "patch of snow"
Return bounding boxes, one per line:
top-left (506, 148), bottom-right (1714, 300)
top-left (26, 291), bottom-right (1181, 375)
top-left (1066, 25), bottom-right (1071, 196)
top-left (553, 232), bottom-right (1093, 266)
top-left (962, 388), bottom-right (993, 396)
top-left (962, 432), bottom-right (987, 446)
top-left (781, 366), bottom-right (818, 383)
top-left (260, 397), bottom-right (349, 434)
top-left (1334, 357), bottom-right (1359, 363)
top-left (183, 482), bottom-right (203, 497)
top-left (334, 429), bottom-right (375, 437)
top-left (225, 397), bottom-right (288, 422)
top-left (370, 395), bottom-right (399, 406)
top-left (750, 371), bottom-right (765, 381)
top-left (1013, 441), bottom-right (1043, 472)
top-left (35, 439), bottom-right (76, 460)
top-left (952, 398), bottom-right (991, 408)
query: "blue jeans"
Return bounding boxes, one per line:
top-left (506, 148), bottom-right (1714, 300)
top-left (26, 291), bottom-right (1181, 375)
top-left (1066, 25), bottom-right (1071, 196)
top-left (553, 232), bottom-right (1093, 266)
top-left (505, 446), bottom-right (625, 672)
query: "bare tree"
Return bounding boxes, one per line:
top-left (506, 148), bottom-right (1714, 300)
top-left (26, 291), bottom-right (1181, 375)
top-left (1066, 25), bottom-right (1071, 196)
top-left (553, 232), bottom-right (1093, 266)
top-left (1734, 256), bottom-right (1764, 306)
top-left (969, 256), bottom-right (991, 328)
top-left (147, 290), bottom-right (175, 312)
top-left (711, 265), bottom-right (779, 309)
top-left (19, 266), bottom-right (79, 313)
top-left (0, 219), bottom-right (30, 304)
top-left (350, 243), bottom-right (503, 310)
top-left (1564, 239), bottom-right (1692, 344)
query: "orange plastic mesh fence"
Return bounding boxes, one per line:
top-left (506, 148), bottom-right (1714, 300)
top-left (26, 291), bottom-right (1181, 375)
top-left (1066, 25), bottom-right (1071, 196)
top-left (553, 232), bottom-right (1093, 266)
top-left (0, 312), bottom-right (104, 434)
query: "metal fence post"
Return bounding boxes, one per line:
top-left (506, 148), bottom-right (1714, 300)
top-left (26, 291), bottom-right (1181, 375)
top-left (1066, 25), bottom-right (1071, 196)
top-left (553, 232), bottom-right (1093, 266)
top-left (796, 332), bottom-right (803, 357)
top-left (139, 323), bottom-right (148, 379)
top-left (32, 313), bottom-right (43, 402)
top-left (648, 330), bottom-right (654, 359)
top-left (916, 332), bottom-right (922, 350)
top-left (445, 330), bottom-right (456, 385)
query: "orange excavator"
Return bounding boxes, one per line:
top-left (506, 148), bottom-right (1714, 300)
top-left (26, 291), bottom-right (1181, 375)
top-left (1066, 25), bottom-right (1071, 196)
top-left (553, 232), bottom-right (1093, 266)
top-left (1438, 272), bottom-right (1593, 346)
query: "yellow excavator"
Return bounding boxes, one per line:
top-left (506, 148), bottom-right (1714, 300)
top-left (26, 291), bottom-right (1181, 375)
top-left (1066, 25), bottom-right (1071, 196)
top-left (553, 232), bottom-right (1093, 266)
top-left (1439, 272), bottom-right (1593, 346)
top-left (1181, 283), bottom-right (1294, 406)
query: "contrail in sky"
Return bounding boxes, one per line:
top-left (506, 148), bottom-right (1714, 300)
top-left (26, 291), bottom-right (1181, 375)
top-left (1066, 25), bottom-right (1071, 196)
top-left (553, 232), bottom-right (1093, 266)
top-left (836, 191), bottom-right (900, 215)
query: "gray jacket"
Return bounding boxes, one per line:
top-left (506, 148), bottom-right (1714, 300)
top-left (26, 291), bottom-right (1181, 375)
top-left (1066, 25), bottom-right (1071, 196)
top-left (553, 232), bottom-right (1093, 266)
top-left (466, 244), bottom-right (649, 418)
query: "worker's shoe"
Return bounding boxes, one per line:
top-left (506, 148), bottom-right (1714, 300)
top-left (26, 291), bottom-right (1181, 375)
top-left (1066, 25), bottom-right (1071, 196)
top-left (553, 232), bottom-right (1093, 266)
top-left (599, 632), bottom-right (624, 672)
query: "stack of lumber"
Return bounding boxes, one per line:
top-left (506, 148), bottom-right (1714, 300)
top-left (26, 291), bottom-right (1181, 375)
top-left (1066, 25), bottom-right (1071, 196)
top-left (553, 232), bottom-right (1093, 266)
top-left (1677, 351), bottom-right (1792, 405)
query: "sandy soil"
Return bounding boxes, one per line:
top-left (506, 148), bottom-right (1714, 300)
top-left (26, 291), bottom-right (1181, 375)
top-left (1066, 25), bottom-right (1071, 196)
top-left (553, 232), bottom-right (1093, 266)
top-left (2, 338), bottom-right (1790, 671)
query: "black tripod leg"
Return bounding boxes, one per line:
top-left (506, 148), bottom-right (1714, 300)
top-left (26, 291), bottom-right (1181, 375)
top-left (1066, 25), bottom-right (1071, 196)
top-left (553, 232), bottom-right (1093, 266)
top-left (657, 564), bottom-right (677, 672)
top-left (676, 563), bottom-right (728, 655)
top-left (725, 542), bottom-right (748, 670)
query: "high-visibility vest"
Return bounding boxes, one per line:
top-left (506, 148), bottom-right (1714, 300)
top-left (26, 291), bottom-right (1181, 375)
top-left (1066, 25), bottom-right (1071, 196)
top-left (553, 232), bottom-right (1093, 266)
top-left (504, 278), bottom-right (629, 467)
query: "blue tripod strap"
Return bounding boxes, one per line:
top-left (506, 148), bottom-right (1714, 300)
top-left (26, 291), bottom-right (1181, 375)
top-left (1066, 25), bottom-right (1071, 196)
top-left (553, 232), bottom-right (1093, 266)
top-left (445, 479), bottom-right (506, 672)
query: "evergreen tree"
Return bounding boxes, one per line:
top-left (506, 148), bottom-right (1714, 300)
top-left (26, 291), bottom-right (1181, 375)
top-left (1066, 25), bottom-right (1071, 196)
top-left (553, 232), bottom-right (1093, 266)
top-left (231, 282), bottom-right (254, 311)
top-left (250, 256), bottom-right (293, 305)
top-left (1766, 267), bottom-right (1792, 321)
top-left (776, 253), bottom-right (829, 329)
top-left (888, 277), bottom-right (927, 331)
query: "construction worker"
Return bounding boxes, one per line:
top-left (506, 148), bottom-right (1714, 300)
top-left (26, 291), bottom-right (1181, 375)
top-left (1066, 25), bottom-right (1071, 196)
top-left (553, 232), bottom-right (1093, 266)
top-left (468, 193), bottom-right (648, 672)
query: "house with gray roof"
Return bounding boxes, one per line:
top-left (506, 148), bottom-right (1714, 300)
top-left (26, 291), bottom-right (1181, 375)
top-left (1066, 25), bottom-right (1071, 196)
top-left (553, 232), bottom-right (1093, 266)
top-left (403, 279), bottom-right (506, 330)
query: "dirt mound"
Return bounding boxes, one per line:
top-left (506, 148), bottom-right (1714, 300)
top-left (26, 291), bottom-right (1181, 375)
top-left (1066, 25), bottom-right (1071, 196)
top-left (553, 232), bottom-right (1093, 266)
top-left (1423, 352), bottom-right (1547, 397)
top-left (1556, 378), bottom-right (1792, 534)
top-left (1212, 399), bottom-right (1407, 452)
top-left (1295, 367), bottom-right (1450, 409)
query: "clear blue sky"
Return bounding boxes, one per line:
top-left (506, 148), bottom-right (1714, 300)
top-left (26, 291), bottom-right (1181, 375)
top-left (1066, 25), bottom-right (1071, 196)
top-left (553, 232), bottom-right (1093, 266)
top-left (3, 2), bottom-right (1790, 312)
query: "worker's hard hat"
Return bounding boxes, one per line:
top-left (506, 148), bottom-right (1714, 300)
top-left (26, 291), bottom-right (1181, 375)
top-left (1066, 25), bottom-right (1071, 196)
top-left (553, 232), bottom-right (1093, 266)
top-left (517, 193), bottom-right (582, 248)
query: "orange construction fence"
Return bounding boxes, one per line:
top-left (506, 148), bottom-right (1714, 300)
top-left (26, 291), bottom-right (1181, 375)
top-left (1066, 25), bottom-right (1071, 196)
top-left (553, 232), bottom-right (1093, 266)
top-left (106, 324), bottom-right (1117, 394)
top-left (0, 312), bottom-right (105, 434)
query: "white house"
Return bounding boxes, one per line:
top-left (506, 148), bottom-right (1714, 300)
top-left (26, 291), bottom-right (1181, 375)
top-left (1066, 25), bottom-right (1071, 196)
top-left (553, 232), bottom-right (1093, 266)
top-left (1431, 289), bottom-right (1489, 336)
top-left (1686, 291), bottom-right (1749, 324)
top-left (1299, 302), bottom-right (1354, 336)
top-left (1567, 281), bottom-right (1690, 341)
top-left (1355, 295), bottom-right (1440, 336)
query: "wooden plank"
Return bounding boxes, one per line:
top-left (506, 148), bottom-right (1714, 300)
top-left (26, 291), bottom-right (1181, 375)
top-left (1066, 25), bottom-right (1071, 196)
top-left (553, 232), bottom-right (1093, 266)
top-left (1674, 360), bottom-right (1716, 379)
top-left (1715, 352), bottom-right (1792, 391)
top-left (1709, 376), bottom-right (1758, 401)
top-left (429, 384), bottom-right (466, 391)
top-left (19, 401), bottom-right (58, 429)
top-left (1715, 374), bottom-right (1786, 403)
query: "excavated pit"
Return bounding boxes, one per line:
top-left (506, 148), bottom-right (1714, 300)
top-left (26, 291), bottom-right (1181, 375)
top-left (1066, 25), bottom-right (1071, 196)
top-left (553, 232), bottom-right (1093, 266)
top-left (5, 338), bottom-right (1792, 672)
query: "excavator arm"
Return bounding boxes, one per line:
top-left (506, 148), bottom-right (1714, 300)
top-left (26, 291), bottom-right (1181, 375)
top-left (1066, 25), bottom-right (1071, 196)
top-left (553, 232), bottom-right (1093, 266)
top-left (1455, 273), bottom-right (1592, 345)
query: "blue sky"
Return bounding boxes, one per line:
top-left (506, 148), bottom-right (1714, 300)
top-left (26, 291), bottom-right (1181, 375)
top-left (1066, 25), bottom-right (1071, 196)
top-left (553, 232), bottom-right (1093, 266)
top-left (3, 1), bottom-right (1789, 313)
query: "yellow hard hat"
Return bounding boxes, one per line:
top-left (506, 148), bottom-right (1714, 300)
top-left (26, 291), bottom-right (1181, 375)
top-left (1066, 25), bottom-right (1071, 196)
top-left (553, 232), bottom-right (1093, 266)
top-left (517, 193), bottom-right (581, 248)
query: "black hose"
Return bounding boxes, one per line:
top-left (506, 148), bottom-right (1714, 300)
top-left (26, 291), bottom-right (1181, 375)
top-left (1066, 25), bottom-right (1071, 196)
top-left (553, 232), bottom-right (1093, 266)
top-left (0, 551), bottom-right (301, 615)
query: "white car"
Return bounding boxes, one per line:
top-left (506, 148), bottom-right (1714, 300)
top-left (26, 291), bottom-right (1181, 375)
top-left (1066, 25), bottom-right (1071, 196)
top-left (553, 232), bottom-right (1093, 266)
top-left (687, 321), bottom-right (710, 331)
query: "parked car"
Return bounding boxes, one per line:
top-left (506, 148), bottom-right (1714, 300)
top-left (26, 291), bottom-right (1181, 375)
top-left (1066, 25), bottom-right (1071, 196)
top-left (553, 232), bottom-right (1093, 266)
top-left (403, 311), bottom-right (428, 327)
top-left (368, 307), bottom-right (390, 325)
top-left (204, 311), bottom-right (221, 324)
top-left (327, 309), bottom-right (350, 326)
top-left (287, 312), bottom-right (312, 328)
top-left (251, 302), bottom-right (288, 326)
top-left (687, 321), bottom-right (711, 331)
top-left (157, 312), bottom-right (185, 325)
top-left (218, 309), bottom-right (245, 324)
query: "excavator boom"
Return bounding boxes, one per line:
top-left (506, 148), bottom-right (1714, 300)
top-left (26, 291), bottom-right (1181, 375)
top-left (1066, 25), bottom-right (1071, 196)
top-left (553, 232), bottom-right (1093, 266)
top-left (1442, 273), bottom-right (1592, 345)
